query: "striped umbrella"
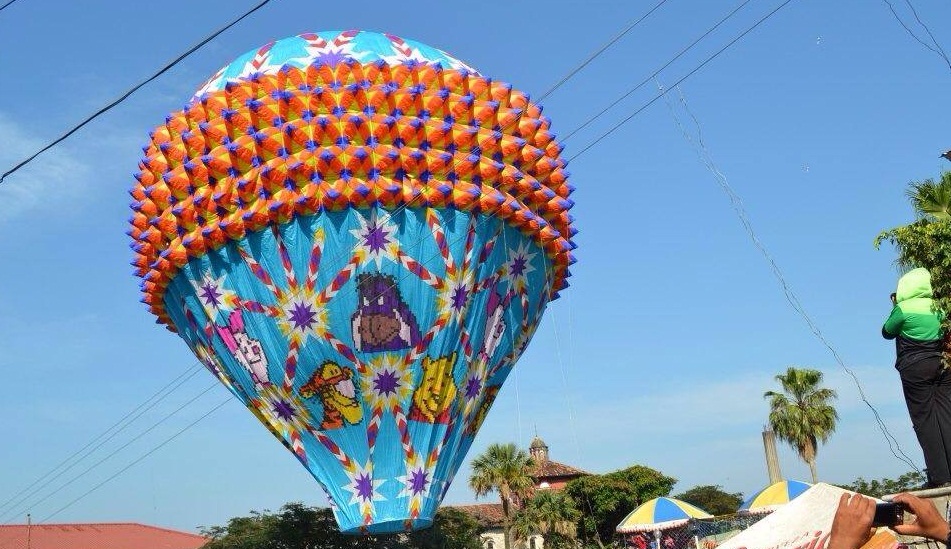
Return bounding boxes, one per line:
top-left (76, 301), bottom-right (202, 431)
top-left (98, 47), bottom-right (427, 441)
top-left (738, 480), bottom-right (812, 514)
top-left (616, 497), bottom-right (713, 533)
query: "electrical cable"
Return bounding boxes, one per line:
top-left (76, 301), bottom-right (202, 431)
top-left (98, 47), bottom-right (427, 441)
top-left (562, 0), bottom-right (754, 142)
top-left (0, 362), bottom-right (202, 517)
top-left (0, 0), bottom-right (21, 13)
top-left (535, 0), bottom-right (673, 103)
top-left (38, 397), bottom-right (231, 523)
top-left (0, 0), bottom-right (275, 186)
top-left (658, 80), bottom-right (921, 473)
top-left (901, 0), bottom-right (951, 70)
top-left (1, 381), bottom-right (220, 523)
top-left (882, 0), bottom-right (951, 71)
top-left (568, 0), bottom-right (796, 162)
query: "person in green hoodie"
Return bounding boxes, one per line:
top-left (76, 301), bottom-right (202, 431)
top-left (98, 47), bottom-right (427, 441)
top-left (883, 267), bottom-right (951, 487)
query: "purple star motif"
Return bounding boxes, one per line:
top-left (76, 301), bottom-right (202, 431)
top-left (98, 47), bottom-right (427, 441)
top-left (464, 376), bottom-right (482, 400)
top-left (374, 369), bottom-right (399, 395)
top-left (355, 473), bottom-right (374, 501)
top-left (314, 50), bottom-right (350, 67)
top-left (451, 286), bottom-right (469, 310)
top-left (409, 469), bottom-right (429, 494)
top-left (288, 302), bottom-right (317, 330)
top-left (364, 224), bottom-right (389, 254)
top-left (272, 399), bottom-right (295, 421)
top-left (510, 256), bottom-right (528, 277)
top-left (200, 283), bottom-right (223, 307)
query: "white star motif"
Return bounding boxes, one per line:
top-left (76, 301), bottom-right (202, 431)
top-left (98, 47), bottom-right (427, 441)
top-left (190, 272), bottom-right (235, 319)
top-left (350, 210), bottom-right (400, 268)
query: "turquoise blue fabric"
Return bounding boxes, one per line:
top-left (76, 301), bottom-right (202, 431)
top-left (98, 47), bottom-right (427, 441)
top-left (195, 30), bottom-right (480, 98)
top-left (163, 207), bottom-right (551, 533)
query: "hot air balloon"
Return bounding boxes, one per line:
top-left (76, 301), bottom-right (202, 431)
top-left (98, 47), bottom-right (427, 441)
top-left (128, 30), bottom-right (575, 533)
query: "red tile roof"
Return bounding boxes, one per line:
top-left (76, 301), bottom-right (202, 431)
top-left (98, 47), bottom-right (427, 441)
top-left (450, 503), bottom-right (506, 529)
top-left (531, 459), bottom-right (587, 480)
top-left (0, 523), bottom-right (207, 549)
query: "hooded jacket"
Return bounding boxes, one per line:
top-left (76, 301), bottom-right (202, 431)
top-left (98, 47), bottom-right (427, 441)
top-left (882, 267), bottom-right (944, 369)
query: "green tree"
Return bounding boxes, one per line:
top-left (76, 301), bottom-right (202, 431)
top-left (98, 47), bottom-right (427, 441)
top-left (673, 485), bottom-right (743, 516)
top-left (201, 509), bottom-right (279, 549)
top-left (764, 367), bottom-right (838, 483)
top-left (876, 170), bottom-right (951, 353)
top-left (468, 442), bottom-right (536, 549)
top-left (407, 508), bottom-right (484, 549)
top-left (906, 171), bottom-right (951, 221)
top-left (564, 464), bottom-right (676, 549)
top-left (511, 490), bottom-right (581, 549)
top-left (838, 471), bottom-right (926, 499)
top-left (200, 502), bottom-right (482, 549)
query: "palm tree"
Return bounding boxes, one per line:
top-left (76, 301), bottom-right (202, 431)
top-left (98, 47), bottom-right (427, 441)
top-left (906, 171), bottom-right (951, 221)
top-left (763, 367), bottom-right (838, 483)
top-left (512, 490), bottom-right (581, 549)
top-left (469, 443), bottom-right (535, 549)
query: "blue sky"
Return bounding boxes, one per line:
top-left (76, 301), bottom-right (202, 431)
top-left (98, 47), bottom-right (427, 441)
top-left (0, 0), bottom-right (949, 534)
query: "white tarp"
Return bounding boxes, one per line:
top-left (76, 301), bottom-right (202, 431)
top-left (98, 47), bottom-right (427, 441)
top-left (718, 483), bottom-right (897, 549)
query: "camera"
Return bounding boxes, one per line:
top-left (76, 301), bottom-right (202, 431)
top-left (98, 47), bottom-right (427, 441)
top-left (872, 502), bottom-right (907, 527)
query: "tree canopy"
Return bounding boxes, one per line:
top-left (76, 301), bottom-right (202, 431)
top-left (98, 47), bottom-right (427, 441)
top-left (673, 485), bottom-right (744, 516)
top-left (512, 490), bottom-right (582, 549)
top-left (564, 464), bottom-right (677, 548)
top-left (876, 170), bottom-right (951, 350)
top-left (468, 442), bottom-right (535, 549)
top-left (200, 503), bottom-right (482, 549)
top-left (764, 367), bottom-right (838, 483)
top-left (838, 471), bottom-right (925, 499)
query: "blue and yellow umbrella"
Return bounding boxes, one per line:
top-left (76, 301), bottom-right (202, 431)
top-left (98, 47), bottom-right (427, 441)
top-left (738, 480), bottom-right (812, 514)
top-left (616, 497), bottom-right (713, 533)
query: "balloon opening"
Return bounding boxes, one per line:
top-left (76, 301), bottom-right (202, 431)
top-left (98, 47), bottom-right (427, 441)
top-left (342, 517), bottom-right (433, 535)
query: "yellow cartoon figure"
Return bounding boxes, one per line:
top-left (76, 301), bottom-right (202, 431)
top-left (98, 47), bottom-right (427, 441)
top-left (409, 353), bottom-right (458, 424)
top-left (465, 385), bottom-right (499, 436)
top-left (300, 361), bottom-right (363, 430)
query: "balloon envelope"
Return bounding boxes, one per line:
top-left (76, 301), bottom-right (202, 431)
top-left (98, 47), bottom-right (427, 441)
top-left (128, 30), bottom-right (574, 533)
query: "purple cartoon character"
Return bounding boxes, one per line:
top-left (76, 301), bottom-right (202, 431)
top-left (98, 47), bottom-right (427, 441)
top-left (351, 273), bottom-right (421, 352)
top-left (481, 283), bottom-right (511, 360)
top-left (215, 310), bottom-right (271, 388)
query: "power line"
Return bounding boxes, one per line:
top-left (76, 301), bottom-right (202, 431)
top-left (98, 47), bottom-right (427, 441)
top-left (1, 381), bottom-right (220, 523)
top-left (0, 0), bottom-right (275, 186)
top-left (901, 0), bottom-right (951, 70)
top-left (0, 363), bottom-right (202, 517)
top-left (658, 81), bottom-right (921, 473)
top-left (536, 0), bottom-right (673, 103)
top-left (568, 0), bottom-right (796, 162)
top-left (563, 0), bottom-right (754, 141)
top-left (38, 397), bottom-right (231, 524)
top-left (882, 0), bottom-right (951, 71)
top-left (0, 0), bottom-right (21, 13)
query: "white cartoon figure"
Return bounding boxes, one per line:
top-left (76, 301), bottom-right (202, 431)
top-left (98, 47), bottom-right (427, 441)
top-left (482, 285), bottom-right (510, 360)
top-left (216, 310), bottom-right (271, 388)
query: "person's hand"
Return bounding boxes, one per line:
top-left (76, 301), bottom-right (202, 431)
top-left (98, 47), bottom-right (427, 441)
top-left (892, 493), bottom-right (951, 541)
top-left (828, 493), bottom-right (875, 549)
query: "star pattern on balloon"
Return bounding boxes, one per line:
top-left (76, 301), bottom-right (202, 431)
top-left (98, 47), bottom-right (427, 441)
top-left (253, 384), bottom-right (312, 435)
top-left (362, 354), bottom-right (413, 411)
top-left (191, 273), bottom-right (237, 319)
top-left (350, 209), bottom-right (400, 269)
top-left (503, 241), bottom-right (537, 294)
top-left (345, 462), bottom-right (385, 518)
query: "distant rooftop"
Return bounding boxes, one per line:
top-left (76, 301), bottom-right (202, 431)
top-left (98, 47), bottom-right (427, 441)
top-left (531, 458), bottom-right (588, 480)
top-left (451, 503), bottom-right (505, 529)
top-left (0, 522), bottom-right (207, 549)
